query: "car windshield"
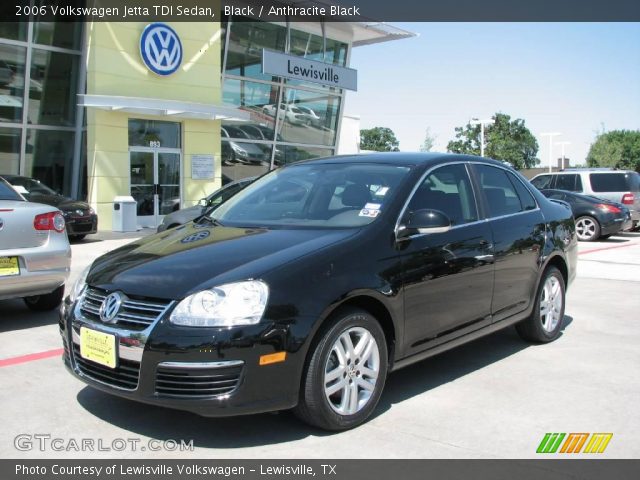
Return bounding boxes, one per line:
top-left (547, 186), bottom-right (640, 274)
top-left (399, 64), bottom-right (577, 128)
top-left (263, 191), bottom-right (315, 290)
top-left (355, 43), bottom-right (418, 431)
top-left (0, 179), bottom-right (24, 201)
top-left (8, 177), bottom-right (57, 196)
top-left (210, 163), bottom-right (411, 229)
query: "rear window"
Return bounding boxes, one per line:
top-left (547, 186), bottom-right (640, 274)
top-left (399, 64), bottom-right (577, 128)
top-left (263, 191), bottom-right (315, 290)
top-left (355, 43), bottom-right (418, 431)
top-left (589, 173), bottom-right (630, 192)
top-left (0, 179), bottom-right (24, 201)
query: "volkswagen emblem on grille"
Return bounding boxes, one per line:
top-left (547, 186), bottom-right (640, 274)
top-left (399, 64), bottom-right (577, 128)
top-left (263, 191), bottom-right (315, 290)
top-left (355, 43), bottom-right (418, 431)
top-left (99, 292), bottom-right (123, 323)
top-left (75, 209), bottom-right (85, 216)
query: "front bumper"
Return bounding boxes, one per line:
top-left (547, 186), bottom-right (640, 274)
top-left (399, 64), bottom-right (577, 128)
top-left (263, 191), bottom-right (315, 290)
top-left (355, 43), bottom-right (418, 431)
top-left (59, 291), bottom-right (303, 417)
top-left (65, 214), bottom-right (98, 236)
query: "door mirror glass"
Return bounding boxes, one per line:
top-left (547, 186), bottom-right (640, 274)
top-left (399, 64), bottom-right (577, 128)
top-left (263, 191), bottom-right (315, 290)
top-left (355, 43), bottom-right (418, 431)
top-left (399, 209), bottom-right (452, 237)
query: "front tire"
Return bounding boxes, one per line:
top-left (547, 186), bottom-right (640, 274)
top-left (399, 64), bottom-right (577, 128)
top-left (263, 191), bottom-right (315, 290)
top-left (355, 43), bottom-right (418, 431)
top-left (294, 308), bottom-right (388, 431)
top-left (575, 216), bottom-right (600, 241)
top-left (516, 267), bottom-right (565, 343)
top-left (23, 285), bottom-right (65, 312)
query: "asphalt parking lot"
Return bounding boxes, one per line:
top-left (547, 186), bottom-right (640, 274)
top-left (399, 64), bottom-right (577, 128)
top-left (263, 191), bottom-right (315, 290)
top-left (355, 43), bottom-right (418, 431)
top-left (1, 230), bottom-right (639, 459)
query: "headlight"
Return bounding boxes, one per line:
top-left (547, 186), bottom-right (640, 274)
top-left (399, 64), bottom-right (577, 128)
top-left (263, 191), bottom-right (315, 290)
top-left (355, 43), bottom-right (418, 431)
top-left (170, 280), bottom-right (269, 327)
top-left (69, 265), bottom-right (91, 303)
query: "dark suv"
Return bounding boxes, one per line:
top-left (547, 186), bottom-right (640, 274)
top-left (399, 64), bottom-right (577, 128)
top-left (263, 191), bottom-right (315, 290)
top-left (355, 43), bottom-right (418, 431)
top-left (61, 153), bottom-right (577, 431)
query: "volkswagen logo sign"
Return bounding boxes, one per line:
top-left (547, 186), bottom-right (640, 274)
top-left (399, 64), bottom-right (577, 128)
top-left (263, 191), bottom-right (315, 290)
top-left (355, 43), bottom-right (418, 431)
top-left (99, 292), bottom-right (123, 323)
top-left (140, 23), bottom-right (182, 76)
top-left (181, 230), bottom-right (210, 244)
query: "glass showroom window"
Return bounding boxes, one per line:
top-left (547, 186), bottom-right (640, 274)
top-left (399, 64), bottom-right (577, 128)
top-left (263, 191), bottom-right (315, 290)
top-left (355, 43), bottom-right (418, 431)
top-left (32, 22), bottom-right (82, 50)
top-left (0, 44), bottom-right (27, 124)
top-left (29, 49), bottom-right (79, 126)
top-left (224, 20), bottom-right (286, 81)
top-left (0, 23), bottom-right (28, 42)
top-left (0, 127), bottom-right (21, 174)
top-left (24, 129), bottom-right (74, 195)
top-left (276, 87), bottom-right (341, 147)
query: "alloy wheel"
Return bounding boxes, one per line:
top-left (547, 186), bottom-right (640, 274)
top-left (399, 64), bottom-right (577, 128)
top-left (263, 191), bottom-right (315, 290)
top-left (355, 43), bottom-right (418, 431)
top-left (540, 275), bottom-right (563, 333)
top-left (324, 327), bottom-right (380, 416)
top-left (575, 217), bottom-right (598, 241)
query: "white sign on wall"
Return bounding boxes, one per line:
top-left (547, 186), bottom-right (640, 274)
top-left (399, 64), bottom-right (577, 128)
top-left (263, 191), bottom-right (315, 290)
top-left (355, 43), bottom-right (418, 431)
top-left (191, 154), bottom-right (215, 180)
top-left (262, 50), bottom-right (358, 91)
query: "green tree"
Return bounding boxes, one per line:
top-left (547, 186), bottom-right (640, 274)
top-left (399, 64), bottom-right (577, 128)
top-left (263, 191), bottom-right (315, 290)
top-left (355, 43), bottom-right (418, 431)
top-left (419, 127), bottom-right (437, 152)
top-left (360, 127), bottom-right (400, 152)
top-left (447, 113), bottom-right (539, 169)
top-left (587, 130), bottom-right (640, 172)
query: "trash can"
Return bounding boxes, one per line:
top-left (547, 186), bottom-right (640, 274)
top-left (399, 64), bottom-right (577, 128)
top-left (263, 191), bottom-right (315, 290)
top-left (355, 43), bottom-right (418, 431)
top-left (112, 196), bottom-right (137, 232)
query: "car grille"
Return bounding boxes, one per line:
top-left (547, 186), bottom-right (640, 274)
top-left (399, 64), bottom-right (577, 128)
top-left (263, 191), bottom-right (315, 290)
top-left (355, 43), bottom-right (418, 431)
top-left (80, 287), bottom-right (172, 330)
top-left (155, 363), bottom-right (243, 398)
top-left (72, 343), bottom-right (140, 390)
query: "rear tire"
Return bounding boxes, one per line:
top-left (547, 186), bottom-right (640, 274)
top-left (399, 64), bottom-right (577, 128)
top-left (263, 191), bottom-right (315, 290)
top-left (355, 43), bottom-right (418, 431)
top-left (294, 308), bottom-right (388, 431)
top-left (575, 216), bottom-right (600, 242)
top-left (24, 285), bottom-right (65, 312)
top-left (516, 267), bottom-right (565, 343)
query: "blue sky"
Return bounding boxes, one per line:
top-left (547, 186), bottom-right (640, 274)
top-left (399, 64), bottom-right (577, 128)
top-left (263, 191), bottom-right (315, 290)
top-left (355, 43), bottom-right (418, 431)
top-left (346, 23), bottom-right (640, 166)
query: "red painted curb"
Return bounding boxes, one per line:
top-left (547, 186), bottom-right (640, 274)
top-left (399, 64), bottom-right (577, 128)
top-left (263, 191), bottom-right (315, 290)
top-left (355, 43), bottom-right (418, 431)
top-left (0, 348), bottom-right (64, 368)
top-left (579, 241), bottom-right (640, 256)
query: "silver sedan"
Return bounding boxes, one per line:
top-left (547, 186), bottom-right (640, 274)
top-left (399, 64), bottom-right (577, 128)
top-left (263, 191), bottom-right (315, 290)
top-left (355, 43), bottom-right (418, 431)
top-left (0, 177), bottom-right (71, 311)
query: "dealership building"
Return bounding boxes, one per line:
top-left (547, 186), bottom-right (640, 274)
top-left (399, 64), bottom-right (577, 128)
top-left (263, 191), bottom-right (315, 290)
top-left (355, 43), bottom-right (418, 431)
top-left (0, 19), bottom-right (411, 229)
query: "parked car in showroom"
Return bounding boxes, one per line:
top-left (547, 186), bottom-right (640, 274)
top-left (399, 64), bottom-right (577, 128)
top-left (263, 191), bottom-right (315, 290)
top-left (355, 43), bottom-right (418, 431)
top-left (1, 174), bottom-right (98, 241)
top-left (61, 153), bottom-right (576, 431)
top-left (0, 177), bottom-right (71, 310)
top-left (157, 177), bottom-right (255, 232)
top-left (530, 168), bottom-right (640, 230)
top-left (541, 189), bottom-right (631, 241)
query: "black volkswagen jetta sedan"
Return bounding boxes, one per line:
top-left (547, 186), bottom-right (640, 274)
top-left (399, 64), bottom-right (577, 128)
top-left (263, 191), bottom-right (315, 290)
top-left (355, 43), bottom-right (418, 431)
top-left (60, 153), bottom-right (577, 431)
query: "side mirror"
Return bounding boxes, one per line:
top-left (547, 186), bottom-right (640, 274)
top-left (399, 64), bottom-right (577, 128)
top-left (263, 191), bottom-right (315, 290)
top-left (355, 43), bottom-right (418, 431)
top-left (398, 209), bottom-right (452, 238)
top-left (197, 197), bottom-right (207, 206)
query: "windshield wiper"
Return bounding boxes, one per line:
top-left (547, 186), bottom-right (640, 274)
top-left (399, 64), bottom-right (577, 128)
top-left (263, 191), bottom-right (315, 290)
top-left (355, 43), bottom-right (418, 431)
top-left (195, 215), bottom-right (224, 227)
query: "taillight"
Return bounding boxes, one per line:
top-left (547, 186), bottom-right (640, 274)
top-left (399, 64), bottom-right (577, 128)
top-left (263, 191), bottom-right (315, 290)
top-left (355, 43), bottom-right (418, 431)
top-left (621, 193), bottom-right (634, 205)
top-left (34, 212), bottom-right (65, 233)
top-left (596, 204), bottom-right (621, 214)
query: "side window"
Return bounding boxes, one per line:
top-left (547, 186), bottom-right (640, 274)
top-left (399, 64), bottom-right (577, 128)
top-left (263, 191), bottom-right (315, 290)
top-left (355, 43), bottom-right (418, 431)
top-left (530, 174), bottom-right (553, 190)
top-left (408, 164), bottom-right (478, 225)
top-left (555, 174), bottom-right (579, 192)
top-left (575, 175), bottom-right (583, 192)
top-left (475, 165), bottom-right (523, 217)
top-left (507, 172), bottom-right (537, 210)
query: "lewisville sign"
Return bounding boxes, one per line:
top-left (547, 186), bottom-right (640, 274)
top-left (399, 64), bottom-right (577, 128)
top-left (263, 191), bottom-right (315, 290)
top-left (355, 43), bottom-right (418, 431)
top-left (262, 50), bottom-right (357, 91)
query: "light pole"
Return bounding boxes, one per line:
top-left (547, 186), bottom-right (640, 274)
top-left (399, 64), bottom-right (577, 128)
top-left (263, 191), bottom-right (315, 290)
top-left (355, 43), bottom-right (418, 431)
top-left (555, 141), bottom-right (571, 170)
top-left (470, 118), bottom-right (493, 157)
top-left (540, 132), bottom-right (562, 173)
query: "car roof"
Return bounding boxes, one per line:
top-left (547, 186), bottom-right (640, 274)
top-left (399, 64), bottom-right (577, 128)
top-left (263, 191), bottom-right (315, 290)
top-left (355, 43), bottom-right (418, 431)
top-left (292, 152), bottom-right (508, 168)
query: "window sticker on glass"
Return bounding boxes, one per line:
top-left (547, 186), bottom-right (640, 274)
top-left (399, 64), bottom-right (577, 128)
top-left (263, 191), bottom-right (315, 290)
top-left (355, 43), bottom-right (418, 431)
top-left (359, 204), bottom-right (381, 218)
top-left (374, 186), bottom-right (389, 197)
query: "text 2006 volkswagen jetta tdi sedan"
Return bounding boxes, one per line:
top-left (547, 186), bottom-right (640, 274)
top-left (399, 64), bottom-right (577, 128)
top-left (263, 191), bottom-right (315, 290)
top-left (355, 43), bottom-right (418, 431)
top-left (61, 153), bottom-right (577, 431)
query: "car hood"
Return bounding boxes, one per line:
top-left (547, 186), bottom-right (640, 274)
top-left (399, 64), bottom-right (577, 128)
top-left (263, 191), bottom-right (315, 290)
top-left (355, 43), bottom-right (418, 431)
top-left (27, 194), bottom-right (89, 211)
top-left (87, 223), bottom-right (357, 300)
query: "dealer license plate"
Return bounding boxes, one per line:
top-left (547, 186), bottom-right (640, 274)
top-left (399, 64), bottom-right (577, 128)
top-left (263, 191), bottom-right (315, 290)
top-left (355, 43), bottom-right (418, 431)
top-left (0, 257), bottom-right (20, 277)
top-left (80, 327), bottom-right (117, 369)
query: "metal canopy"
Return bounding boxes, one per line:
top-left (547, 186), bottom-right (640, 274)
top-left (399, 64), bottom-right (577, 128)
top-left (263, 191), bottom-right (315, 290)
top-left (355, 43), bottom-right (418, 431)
top-left (78, 94), bottom-right (251, 121)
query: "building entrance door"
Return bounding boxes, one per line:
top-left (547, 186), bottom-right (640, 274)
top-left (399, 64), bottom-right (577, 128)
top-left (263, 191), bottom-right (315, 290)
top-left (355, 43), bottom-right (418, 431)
top-left (129, 147), bottom-right (181, 228)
